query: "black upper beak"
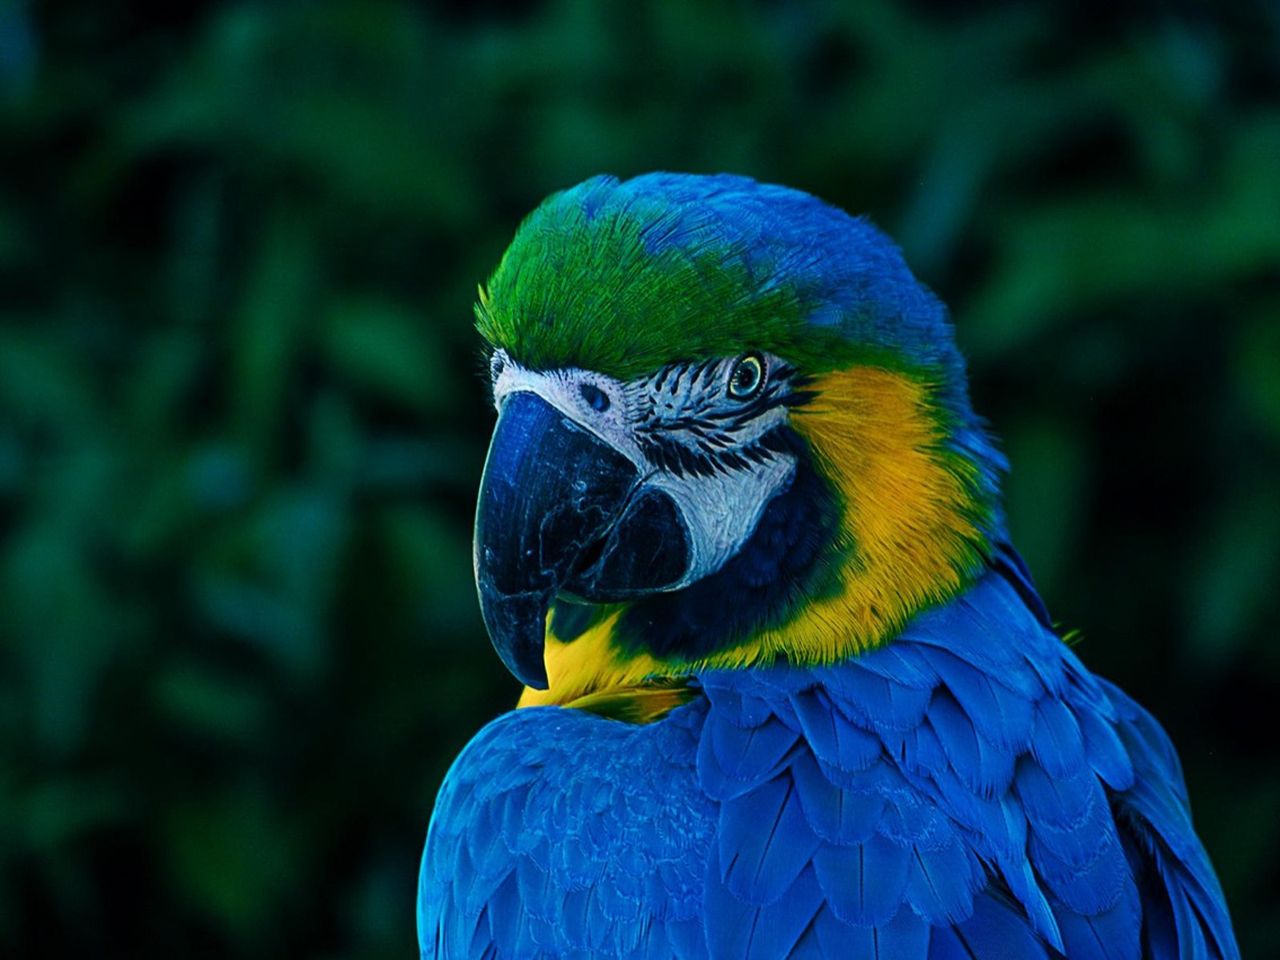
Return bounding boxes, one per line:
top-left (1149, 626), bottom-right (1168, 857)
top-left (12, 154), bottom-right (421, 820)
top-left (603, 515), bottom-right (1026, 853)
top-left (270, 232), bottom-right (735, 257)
top-left (474, 391), bottom-right (690, 688)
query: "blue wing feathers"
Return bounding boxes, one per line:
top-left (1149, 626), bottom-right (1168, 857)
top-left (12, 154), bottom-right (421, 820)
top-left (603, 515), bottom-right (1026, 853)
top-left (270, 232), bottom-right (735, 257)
top-left (819, 663), bottom-right (932, 734)
top-left (904, 717), bottom-right (949, 777)
top-left (734, 868), bottom-right (824, 960)
top-left (790, 751), bottom-right (884, 844)
top-left (928, 893), bottom-right (1059, 960)
top-left (1005, 859), bottom-right (1066, 949)
top-left (812, 901), bottom-right (930, 958)
top-left (927, 689), bottom-right (1014, 795)
top-left (1051, 878), bottom-right (1143, 960)
top-left (903, 839), bottom-right (985, 926)
top-left (706, 711), bottom-right (798, 790)
top-left (843, 642), bottom-right (940, 689)
top-left (703, 853), bottom-right (822, 960)
top-left (719, 778), bottom-right (822, 905)
top-left (1030, 697), bottom-right (1086, 779)
top-left (790, 688), bottom-right (882, 776)
top-left (1013, 760), bottom-right (1098, 840)
top-left (1076, 705), bottom-right (1136, 791)
top-left (419, 568), bottom-right (1236, 959)
top-left (811, 833), bottom-right (910, 926)
top-left (926, 649), bottom-right (1035, 751)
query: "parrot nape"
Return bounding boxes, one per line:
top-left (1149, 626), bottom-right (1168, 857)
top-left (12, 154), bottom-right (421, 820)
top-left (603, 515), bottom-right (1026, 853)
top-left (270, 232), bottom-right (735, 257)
top-left (417, 173), bottom-right (1238, 960)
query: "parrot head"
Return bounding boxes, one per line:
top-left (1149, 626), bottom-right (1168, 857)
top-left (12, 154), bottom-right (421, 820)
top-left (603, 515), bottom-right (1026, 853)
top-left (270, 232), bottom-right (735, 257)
top-left (472, 173), bottom-right (1006, 697)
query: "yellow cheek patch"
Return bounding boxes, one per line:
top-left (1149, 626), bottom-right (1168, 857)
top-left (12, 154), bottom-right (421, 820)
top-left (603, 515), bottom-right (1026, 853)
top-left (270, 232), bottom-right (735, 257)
top-left (518, 365), bottom-right (991, 711)
top-left (742, 365), bottom-right (989, 663)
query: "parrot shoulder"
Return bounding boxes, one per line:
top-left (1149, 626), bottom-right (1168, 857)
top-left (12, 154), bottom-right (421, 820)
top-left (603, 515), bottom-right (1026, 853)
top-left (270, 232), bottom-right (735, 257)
top-left (418, 699), bottom-right (716, 959)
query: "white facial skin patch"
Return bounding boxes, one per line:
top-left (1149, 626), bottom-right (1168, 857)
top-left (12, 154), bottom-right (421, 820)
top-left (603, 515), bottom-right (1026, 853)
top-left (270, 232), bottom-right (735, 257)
top-left (490, 350), bottom-right (799, 589)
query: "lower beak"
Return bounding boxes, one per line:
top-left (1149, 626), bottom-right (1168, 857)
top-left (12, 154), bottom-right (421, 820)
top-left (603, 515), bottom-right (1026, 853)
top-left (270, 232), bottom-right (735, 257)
top-left (474, 391), bottom-right (690, 688)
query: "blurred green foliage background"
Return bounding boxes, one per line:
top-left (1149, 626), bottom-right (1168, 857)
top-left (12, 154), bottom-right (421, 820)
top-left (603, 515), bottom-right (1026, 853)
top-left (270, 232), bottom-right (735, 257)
top-left (1, 1), bottom-right (1278, 956)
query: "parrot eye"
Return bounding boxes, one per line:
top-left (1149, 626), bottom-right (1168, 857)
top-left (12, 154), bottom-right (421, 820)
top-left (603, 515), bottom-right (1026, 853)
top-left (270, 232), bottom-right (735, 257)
top-left (727, 353), bottom-right (766, 401)
top-left (580, 382), bottom-right (611, 413)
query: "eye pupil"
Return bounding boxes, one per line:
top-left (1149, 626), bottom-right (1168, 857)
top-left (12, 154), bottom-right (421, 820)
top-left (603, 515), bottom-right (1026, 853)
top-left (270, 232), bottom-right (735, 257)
top-left (580, 382), bottom-right (611, 413)
top-left (728, 354), bottom-right (765, 400)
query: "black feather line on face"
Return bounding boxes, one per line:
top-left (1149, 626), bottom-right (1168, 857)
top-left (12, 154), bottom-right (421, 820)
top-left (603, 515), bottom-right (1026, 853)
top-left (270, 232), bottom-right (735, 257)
top-left (631, 357), bottom-right (805, 477)
top-left (664, 415), bottom-right (721, 433)
top-left (781, 391), bottom-right (818, 408)
top-left (637, 425), bottom-right (796, 479)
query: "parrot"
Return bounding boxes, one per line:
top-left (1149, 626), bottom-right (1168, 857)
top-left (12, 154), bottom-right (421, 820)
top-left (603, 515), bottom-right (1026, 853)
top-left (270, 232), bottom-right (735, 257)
top-left (417, 173), bottom-right (1239, 960)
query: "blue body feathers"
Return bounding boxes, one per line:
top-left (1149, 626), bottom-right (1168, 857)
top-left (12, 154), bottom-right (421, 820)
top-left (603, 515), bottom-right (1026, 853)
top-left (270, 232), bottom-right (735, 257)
top-left (419, 561), bottom-right (1238, 959)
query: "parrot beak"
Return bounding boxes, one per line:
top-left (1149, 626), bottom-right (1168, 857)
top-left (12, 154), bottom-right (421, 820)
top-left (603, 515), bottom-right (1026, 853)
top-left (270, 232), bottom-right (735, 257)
top-left (474, 391), bottom-right (690, 688)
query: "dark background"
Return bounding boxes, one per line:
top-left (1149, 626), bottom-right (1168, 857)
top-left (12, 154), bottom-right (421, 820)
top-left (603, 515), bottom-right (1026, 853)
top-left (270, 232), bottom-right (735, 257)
top-left (2, 1), bottom-right (1278, 957)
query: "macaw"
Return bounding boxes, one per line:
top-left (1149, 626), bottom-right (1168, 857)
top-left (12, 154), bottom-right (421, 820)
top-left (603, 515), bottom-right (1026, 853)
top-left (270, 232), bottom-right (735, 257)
top-left (417, 173), bottom-right (1238, 959)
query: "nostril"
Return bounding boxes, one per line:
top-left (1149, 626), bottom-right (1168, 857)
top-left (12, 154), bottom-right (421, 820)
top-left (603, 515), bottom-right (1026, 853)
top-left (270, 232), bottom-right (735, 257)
top-left (580, 383), bottom-right (611, 413)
